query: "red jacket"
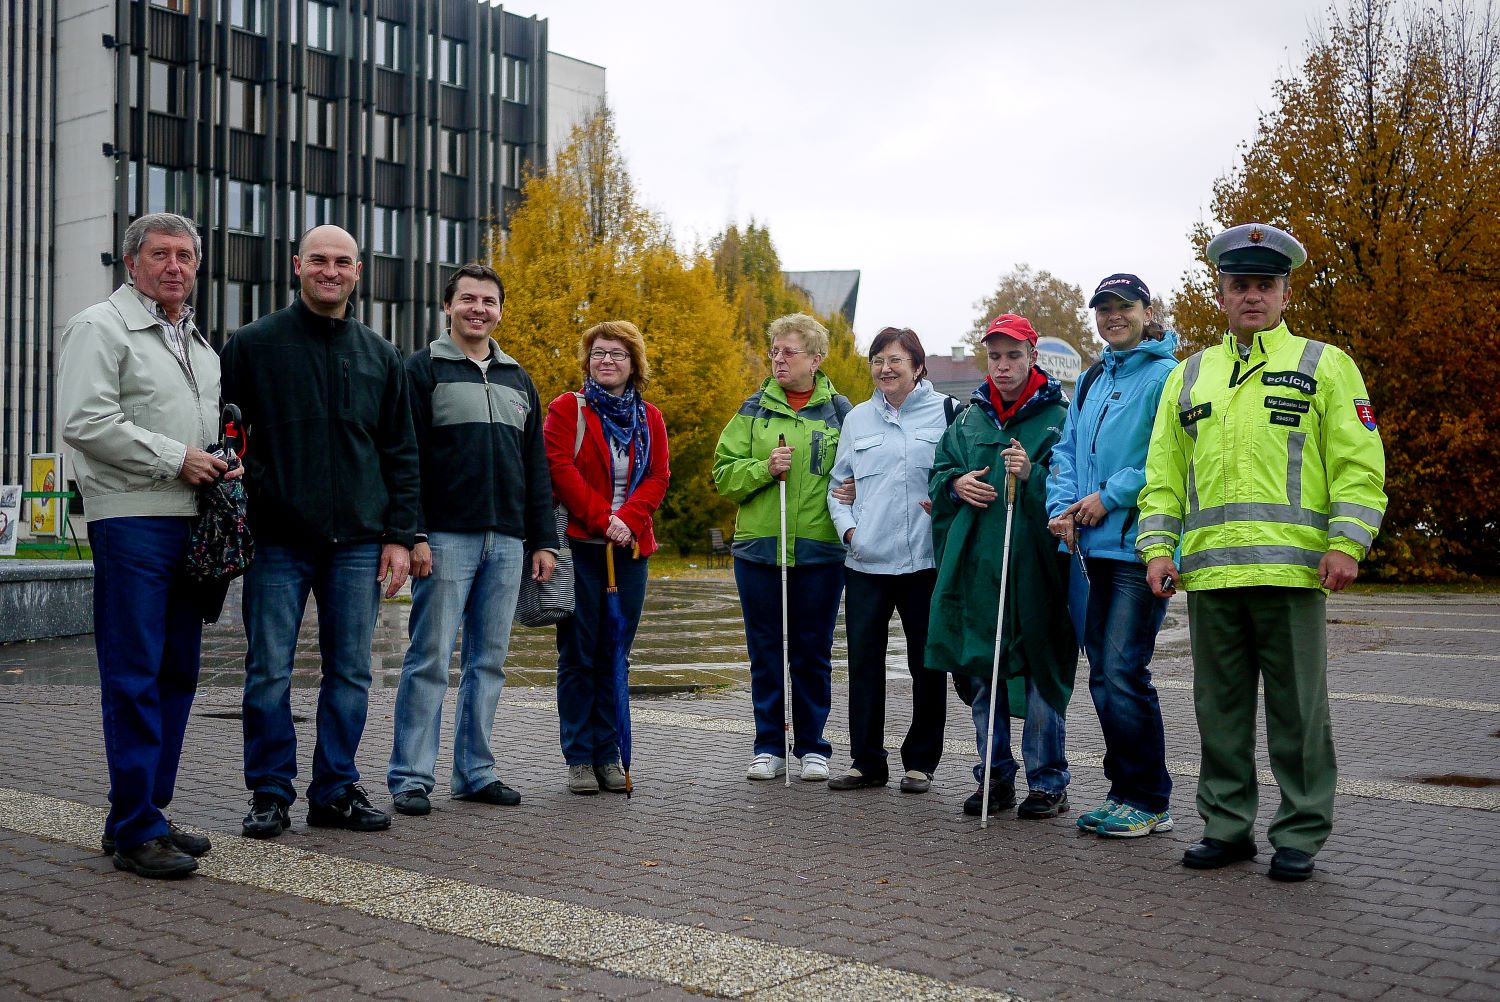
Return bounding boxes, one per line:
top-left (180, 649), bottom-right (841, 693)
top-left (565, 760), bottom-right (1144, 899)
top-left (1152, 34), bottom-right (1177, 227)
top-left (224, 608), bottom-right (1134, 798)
top-left (544, 390), bottom-right (671, 556)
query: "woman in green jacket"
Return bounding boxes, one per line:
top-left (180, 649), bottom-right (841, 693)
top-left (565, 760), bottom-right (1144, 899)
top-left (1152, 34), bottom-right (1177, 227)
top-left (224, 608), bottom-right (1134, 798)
top-left (927, 314), bottom-right (1077, 819)
top-left (712, 314), bottom-right (852, 783)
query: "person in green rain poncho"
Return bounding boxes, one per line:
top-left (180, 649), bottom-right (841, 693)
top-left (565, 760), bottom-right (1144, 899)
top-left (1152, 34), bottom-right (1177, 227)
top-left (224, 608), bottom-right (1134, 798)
top-left (926, 314), bottom-right (1078, 820)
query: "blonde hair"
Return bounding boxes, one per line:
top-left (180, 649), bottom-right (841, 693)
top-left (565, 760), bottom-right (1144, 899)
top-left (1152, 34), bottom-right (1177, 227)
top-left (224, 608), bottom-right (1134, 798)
top-left (580, 320), bottom-right (651, 390)
top-left (767, 313), bottom-right (829, 357)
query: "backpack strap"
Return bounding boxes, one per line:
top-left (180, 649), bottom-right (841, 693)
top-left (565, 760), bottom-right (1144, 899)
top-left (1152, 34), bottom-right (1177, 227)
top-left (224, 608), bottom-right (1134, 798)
top-left (943, 395), bottom-right (968, 426)
top-left (1074, 361), bottom-right (1105, 411)
top-left (573, 391), bottom-right (586, 457)
top-left (831, 393), bottom-right (853, 428)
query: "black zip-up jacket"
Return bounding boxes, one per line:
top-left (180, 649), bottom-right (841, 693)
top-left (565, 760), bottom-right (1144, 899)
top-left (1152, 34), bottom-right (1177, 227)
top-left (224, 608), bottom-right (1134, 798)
top-left (404, 334), bottom-right (557, 550)
top-left (220, 296), bottom-right (420, 548)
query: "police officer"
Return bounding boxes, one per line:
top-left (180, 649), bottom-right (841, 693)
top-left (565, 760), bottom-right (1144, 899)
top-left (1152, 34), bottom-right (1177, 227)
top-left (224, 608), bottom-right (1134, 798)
top-left (1137, 222), bottom-right (1387, 882)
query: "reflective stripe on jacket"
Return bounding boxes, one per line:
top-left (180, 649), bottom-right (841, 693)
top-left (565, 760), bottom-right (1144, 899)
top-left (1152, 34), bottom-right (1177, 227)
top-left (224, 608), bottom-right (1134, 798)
top-left (1137, 321), bottom-right (1387, 590)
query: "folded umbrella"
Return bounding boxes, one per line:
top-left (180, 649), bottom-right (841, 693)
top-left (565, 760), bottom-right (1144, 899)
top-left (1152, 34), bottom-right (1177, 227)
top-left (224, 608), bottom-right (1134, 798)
top-left (605, 543), bottom-right (635, 796)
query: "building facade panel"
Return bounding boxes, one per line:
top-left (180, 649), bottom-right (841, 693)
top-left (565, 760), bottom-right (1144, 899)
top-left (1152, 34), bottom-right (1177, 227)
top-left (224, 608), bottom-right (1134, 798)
top-left (3, 0), bottom-right (605, 489)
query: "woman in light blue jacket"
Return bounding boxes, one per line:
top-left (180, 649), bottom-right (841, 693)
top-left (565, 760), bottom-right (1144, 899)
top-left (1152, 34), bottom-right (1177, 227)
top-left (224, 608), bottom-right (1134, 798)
top-left (1046, 273), bottom-right (1180, 838)
top-left (825, 327), bottom-right (958, 793)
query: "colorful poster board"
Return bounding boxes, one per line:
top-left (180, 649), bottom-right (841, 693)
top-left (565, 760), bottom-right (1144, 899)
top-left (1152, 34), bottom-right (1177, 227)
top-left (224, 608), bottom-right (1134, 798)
top-left (29, 453), bottom-right (59, 534)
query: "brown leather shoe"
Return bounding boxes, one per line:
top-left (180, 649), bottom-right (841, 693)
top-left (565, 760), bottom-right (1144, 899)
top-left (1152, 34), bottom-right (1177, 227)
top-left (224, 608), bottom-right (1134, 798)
top-left (828, 768), bottom-right (887, 791)
top-left (102, 822), bottom-right (210, 858)
top-left (112, 837), bottom-right (198, 879)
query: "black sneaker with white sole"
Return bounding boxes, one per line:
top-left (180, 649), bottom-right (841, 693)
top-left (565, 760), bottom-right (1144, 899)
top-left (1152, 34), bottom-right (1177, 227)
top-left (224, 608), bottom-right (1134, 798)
top-left (306, 784), bottom-right (391, 831)
top-left (242, 792), bottom-right (291, 838)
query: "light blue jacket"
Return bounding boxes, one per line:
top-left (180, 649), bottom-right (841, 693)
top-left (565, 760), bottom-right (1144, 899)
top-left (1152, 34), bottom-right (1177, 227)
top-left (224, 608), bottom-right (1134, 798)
top-left (828, 380), bottom-right (955, 575)
top-left (1046, 333), bottom-right (1180, 563)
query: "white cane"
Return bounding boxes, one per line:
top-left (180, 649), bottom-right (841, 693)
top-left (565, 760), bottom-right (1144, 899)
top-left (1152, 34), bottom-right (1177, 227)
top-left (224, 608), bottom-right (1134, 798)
top-left (777, 434), bottom-right (792, 787)
top-left (980, 472), bottom-right (1017, 828)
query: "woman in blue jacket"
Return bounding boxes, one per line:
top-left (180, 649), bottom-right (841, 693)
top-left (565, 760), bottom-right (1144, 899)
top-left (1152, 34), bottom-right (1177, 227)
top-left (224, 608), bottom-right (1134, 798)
top-left (1046, 274), bottom-right (1180, 838)
top-left (825, 327), bottom-right (956, 793)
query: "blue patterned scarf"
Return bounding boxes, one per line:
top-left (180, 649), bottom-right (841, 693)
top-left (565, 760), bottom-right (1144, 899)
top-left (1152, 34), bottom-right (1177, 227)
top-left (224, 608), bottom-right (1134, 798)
top-left (582, 377), bottom-right (651, 498)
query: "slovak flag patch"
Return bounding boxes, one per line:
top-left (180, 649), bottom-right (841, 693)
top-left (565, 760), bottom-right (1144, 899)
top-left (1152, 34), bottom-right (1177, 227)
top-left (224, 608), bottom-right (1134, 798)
top-left (1354, 398), bottom-right (1377, 430)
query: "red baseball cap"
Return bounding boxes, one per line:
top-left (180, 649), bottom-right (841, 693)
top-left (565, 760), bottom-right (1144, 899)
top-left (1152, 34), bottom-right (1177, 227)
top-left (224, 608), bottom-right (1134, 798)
top-left (982, 314), bottom-right (1038, 346)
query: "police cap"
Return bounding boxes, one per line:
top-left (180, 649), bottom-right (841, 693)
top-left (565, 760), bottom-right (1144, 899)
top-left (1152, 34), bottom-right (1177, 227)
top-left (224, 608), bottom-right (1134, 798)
top-left (1206, 222), bottom-right (1307, 276)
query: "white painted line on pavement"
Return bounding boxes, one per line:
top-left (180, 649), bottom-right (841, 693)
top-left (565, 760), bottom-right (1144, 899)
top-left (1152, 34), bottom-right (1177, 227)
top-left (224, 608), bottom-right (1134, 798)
top-left (1363, 651), bottom-right (1500, 661)
top-left (1344, 625), bottom-right (1500, 634)
top-left (1151, 678), bottom-right (1500, 713)
top-left (506, 702), bottom-right (1500, 813)
top-left (0, 788), bottom-right (1022, 1002)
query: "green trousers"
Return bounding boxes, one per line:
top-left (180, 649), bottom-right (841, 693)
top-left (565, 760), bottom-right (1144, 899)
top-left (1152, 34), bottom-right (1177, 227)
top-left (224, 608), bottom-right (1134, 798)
top-left (1186, 586), bottom-right (1335, 854)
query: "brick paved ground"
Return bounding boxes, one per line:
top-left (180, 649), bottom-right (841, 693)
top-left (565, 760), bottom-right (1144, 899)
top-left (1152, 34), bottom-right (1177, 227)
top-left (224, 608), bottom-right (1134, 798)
top-left (0, 581), bottom-right (1496, 1000)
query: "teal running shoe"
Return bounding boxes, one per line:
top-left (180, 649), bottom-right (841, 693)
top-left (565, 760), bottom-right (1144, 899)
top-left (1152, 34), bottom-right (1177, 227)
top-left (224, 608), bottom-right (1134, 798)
top-left (1097, 804), bottom-right (1174, 838)
top-left (1076, 797), bottom-right (1121, 832)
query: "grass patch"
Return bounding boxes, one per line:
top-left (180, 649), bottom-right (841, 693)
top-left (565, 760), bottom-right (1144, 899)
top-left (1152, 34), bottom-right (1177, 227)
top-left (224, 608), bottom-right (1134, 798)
top-left (646, 553), bottom-right (733, 581)
top-left (1347, 579), bottom-right (1500, 594)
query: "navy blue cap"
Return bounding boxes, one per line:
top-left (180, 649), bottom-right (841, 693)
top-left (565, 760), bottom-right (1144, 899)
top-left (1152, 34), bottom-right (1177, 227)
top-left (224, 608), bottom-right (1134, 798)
top-left (1088, 274), bottom-right (1150, 308)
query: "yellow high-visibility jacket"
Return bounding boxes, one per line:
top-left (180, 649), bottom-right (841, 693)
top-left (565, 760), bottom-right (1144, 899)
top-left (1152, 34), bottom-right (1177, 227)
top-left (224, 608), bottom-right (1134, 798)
top-left (1137, 322), bottom-right (1387, 591)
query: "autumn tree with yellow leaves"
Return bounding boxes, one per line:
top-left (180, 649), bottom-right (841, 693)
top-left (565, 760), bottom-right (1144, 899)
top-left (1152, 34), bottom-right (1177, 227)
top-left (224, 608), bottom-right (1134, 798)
top-left (1171, 0), bottom-right (1500, 579)
top-left (710, 221), bottom-right (872, 401)
top-left (492, 108), bottom-right (753, 553)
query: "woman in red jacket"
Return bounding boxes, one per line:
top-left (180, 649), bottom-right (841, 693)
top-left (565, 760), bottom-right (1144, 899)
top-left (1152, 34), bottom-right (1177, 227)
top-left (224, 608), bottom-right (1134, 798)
top-left (544, 321), bottom-right (671, 795)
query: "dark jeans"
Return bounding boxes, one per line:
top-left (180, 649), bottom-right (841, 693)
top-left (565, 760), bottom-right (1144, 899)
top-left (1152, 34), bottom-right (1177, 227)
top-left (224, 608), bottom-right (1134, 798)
top-left (242, 542), bottom-right (381, 806)
top-left (843, 567), bottom-right (946, 777)
top-left (1084, 558), bottom-right (1172, 813)
top-left (556, 543), bottom-right (650, 766)
top-left (89, 516), bottom-right (202, 851)
top-left (734, 557), bottom-right (844, 760)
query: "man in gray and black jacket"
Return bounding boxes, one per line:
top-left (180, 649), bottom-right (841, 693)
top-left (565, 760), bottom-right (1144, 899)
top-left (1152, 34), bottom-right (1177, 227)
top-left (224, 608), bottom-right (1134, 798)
top-left (386, 262), bottom-right (556, 818)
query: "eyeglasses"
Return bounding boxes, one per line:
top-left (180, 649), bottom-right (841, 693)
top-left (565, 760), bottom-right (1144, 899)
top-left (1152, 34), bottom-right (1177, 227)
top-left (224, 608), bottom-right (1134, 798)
top-left (869, 355), bottom-right (910, 369)
top-left (767, 347), bottom-right (807, 360)
top-left (589, 349), bottom-right (630, 362)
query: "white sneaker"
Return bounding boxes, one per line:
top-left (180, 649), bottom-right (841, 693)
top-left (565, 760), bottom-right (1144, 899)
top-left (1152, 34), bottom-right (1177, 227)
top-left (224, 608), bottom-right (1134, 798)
top-left (746, 754), bottom-right (787, 780)
top-left (800, 753), bottom-right (830, 782)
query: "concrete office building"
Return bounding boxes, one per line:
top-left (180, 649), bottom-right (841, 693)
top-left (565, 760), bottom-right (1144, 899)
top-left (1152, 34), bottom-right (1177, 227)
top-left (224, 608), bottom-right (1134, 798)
top-left (1, 0), bottom-right (604, 489)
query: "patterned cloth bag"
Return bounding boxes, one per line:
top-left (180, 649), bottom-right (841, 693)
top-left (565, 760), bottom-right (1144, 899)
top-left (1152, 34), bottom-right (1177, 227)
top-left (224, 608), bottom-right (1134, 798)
top-left (513, 504), bottom-right (574, 627)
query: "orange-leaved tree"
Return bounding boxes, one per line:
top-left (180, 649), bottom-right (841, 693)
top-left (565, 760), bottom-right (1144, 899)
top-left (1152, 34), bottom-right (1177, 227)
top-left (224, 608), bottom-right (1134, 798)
top-left (967, 263), bottom-right (1098, 369)
top-left (710, 221), bottom-right (872, 402)
top-left (492, 106), bottom-right (752, 554)
top-left (1171, 0), bottom-right (1500, 579)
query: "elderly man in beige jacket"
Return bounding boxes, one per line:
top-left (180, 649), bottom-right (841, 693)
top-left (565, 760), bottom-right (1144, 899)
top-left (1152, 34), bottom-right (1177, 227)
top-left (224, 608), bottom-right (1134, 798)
top-left (58, 211), bottom-right (230, 880)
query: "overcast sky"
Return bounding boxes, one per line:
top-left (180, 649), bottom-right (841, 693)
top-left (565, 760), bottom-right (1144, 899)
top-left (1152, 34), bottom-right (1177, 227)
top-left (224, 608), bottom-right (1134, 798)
top-left (516, 0), bottom-right (1335, 353)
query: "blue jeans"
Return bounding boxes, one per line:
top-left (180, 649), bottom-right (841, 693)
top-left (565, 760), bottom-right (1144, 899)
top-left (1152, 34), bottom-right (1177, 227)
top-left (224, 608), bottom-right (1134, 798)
top-left (388, 531), bottom-right (524, 797)
top-left (242, 541), bottom-right (381, 806)
top-left (89, 517), bottom-right (201, 851)
top-left (734, 557), bottom-right (844, 760)
top-left (959, 674), bottom-right (1070, 793)
top-left (556, 543), bottom-right (650, 766)
top-left (1084, 558), bottom-right (1171, 813)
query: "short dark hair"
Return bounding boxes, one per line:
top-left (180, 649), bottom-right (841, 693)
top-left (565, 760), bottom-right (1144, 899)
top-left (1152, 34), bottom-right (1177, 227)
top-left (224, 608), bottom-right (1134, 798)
top-left (443, 263), bottom-right (506, 308)
top-left (868, 326), bottom-right (928, 381)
